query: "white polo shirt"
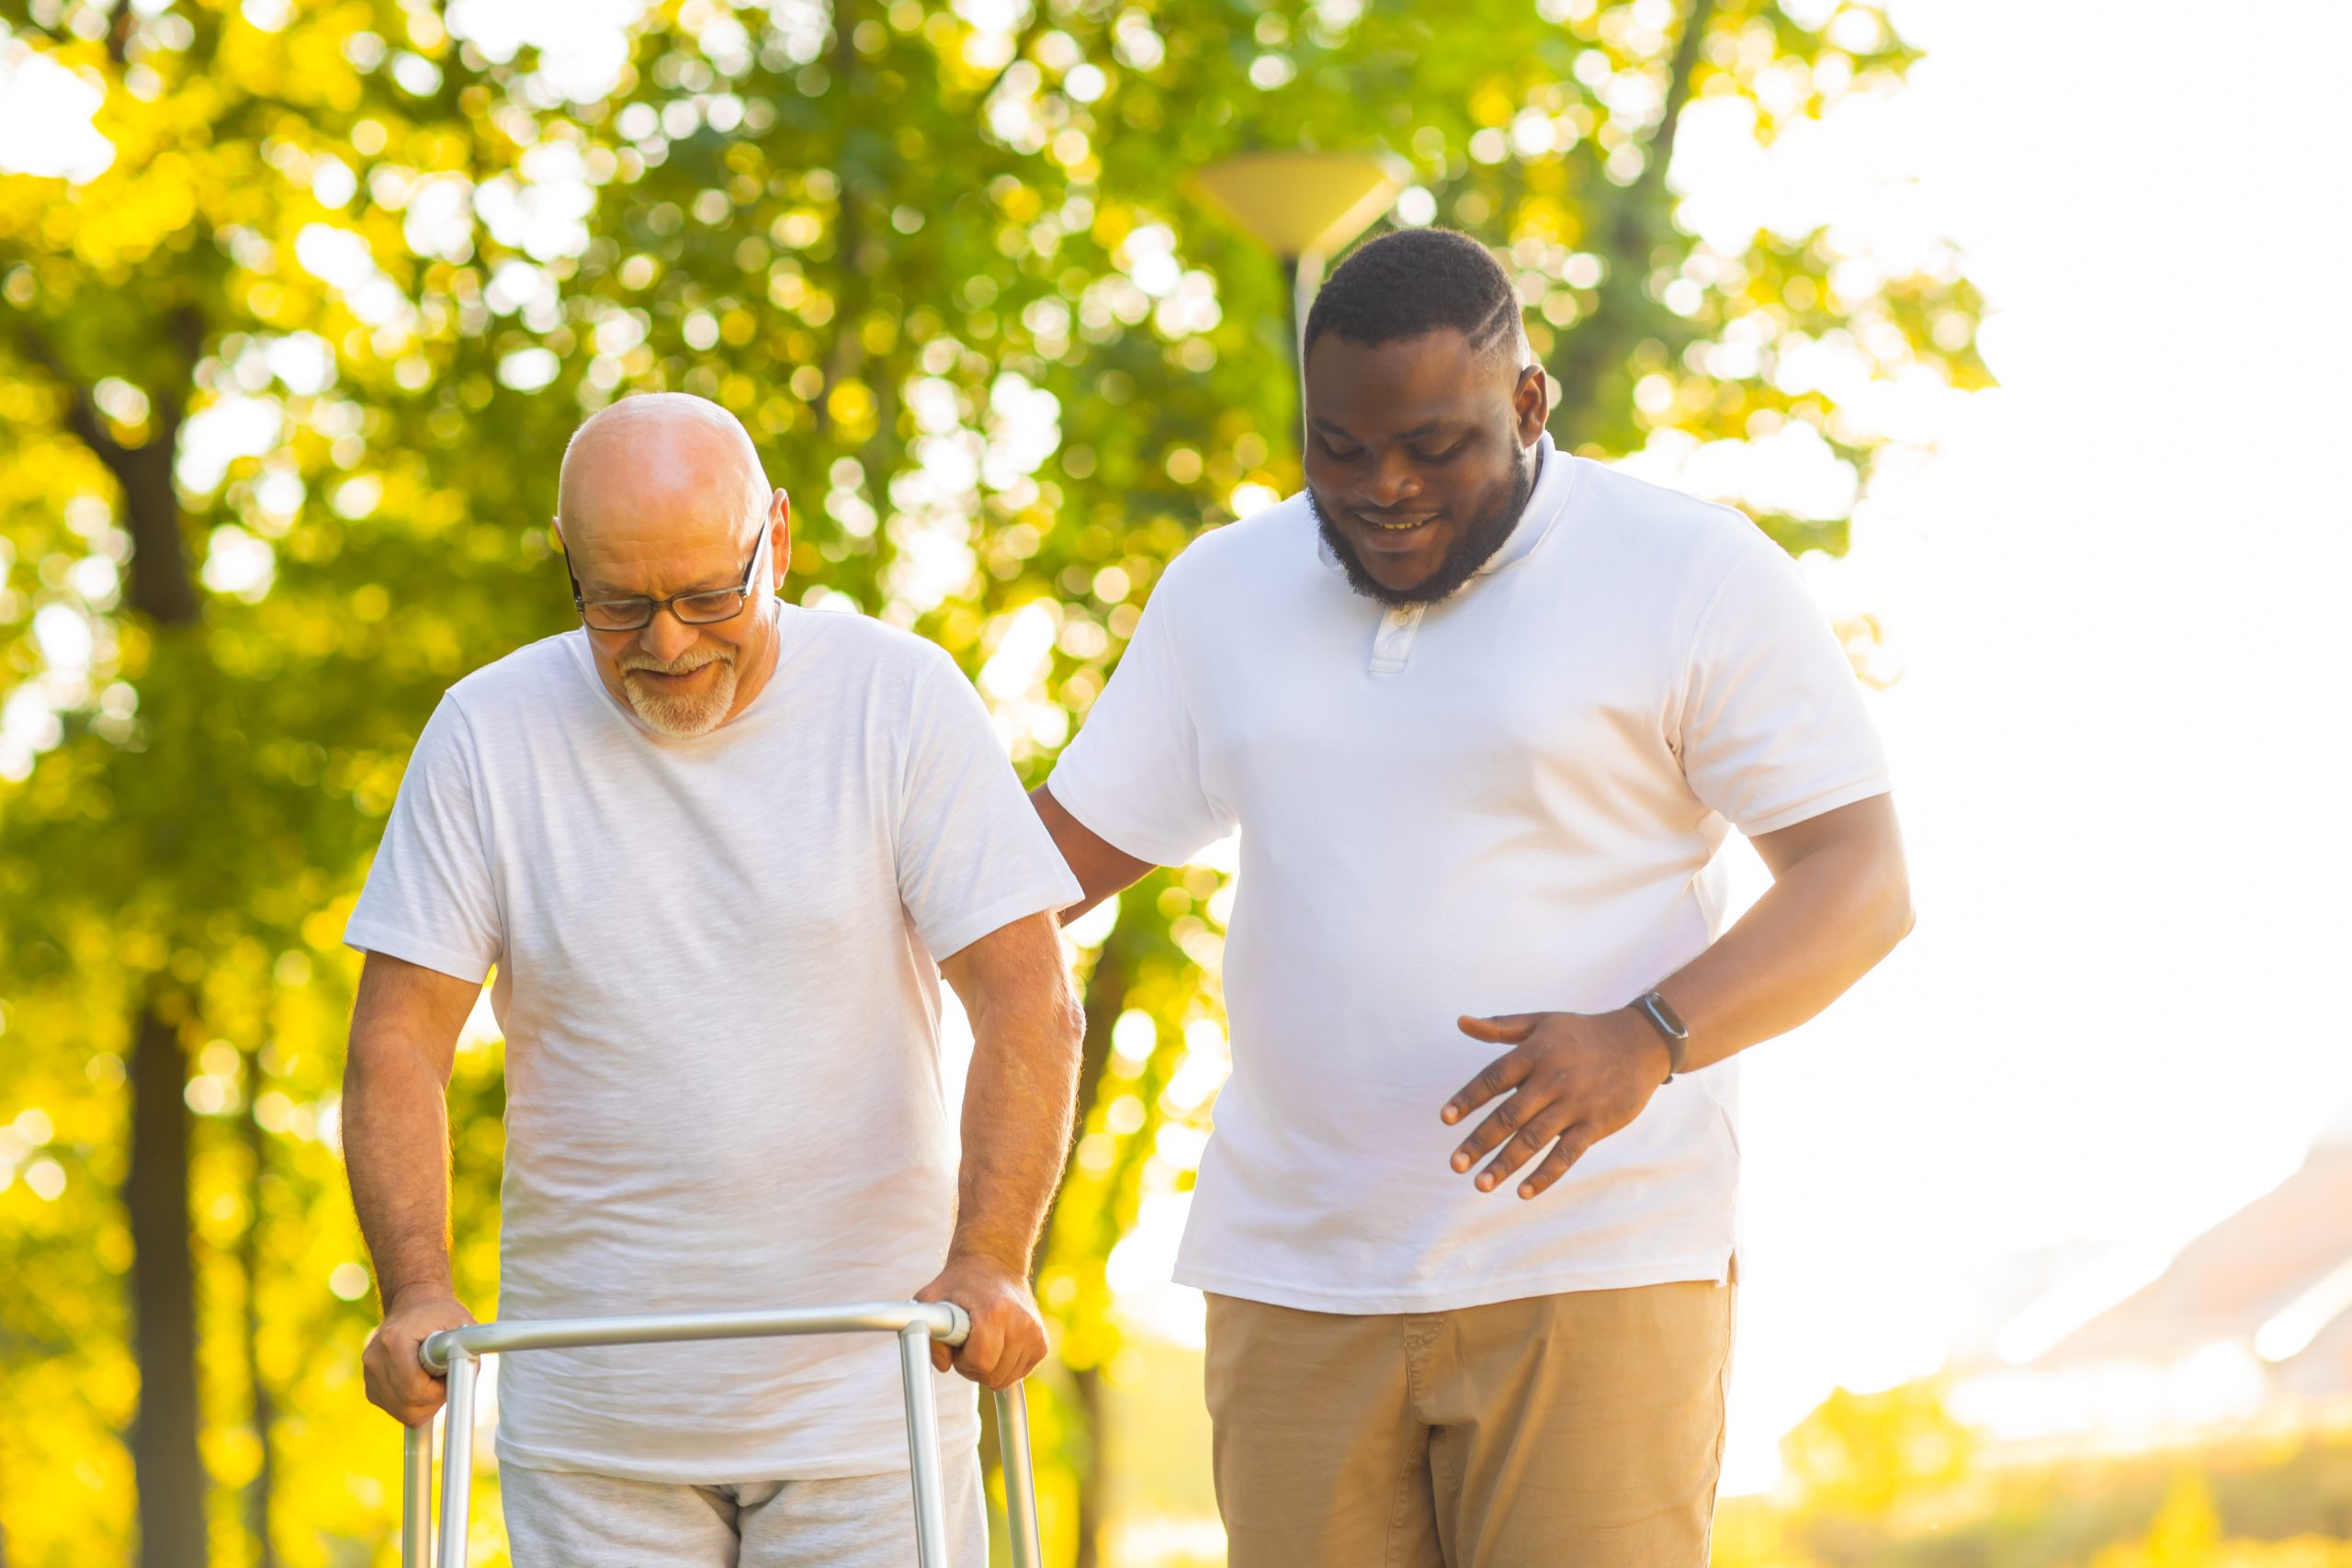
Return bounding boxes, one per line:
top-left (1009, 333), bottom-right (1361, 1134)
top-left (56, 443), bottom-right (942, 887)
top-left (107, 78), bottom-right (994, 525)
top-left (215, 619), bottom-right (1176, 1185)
top-left (1047, 437), bottom-right (1889, 1313)
top-left (345, 604), bottom-right (1080, 1480)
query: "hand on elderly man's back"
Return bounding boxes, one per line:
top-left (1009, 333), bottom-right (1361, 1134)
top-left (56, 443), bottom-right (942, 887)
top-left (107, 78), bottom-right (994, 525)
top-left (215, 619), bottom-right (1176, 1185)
top-left (916, 1252), bottom-right (1048, 1390)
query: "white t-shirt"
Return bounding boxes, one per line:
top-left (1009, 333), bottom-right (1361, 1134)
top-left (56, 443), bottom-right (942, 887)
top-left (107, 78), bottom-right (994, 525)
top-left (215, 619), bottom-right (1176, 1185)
top-left (1048, 436), bottom-right (1890, 1314)
top-left (345, 603), bottom-right (1080, 1482)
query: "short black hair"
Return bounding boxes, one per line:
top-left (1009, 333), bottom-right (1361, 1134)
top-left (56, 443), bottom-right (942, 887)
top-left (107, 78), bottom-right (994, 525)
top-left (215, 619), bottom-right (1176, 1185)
top-left (1303, 228), bottom-right (1523, 359)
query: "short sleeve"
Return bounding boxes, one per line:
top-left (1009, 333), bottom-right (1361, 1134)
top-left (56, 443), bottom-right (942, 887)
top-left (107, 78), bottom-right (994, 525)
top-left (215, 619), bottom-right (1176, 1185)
top-left (1044, 569), bottom-right (1231, 865)
top-left (344, 696), bottom-right (504, 983)
top-left (1679, 544), bottom-right (1892, 837)
top-left (895, 651), bottom-right (1085, 962)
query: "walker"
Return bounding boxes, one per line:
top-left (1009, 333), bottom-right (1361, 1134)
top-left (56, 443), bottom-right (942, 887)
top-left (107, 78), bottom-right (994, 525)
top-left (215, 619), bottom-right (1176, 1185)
top-left (399, 1299), bottom-right (1042, 1567)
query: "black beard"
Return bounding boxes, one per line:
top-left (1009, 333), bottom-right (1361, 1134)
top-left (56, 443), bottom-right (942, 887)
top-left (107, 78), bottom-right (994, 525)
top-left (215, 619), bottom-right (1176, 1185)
top-left (1309, 457), bottom-right (1538, 609)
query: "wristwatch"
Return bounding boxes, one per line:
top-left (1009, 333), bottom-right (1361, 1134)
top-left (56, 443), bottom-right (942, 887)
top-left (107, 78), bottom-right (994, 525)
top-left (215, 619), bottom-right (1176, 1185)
top-left (1630, 990), bottom-right (1689, 1084)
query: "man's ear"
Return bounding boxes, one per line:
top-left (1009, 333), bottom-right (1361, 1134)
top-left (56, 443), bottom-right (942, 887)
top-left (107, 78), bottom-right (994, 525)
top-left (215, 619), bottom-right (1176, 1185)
top-left (1512, 363), bottom-right (1551, 445)
top-left (767, 489), bottom-right (792, 588)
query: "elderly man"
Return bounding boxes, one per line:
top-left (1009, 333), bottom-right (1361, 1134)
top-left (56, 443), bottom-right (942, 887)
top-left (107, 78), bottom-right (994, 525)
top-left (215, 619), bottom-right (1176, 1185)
top-left (1034, 229), bottom-right (1913, 1566)
top-left (342, 392), bottom-right (1082, 1566)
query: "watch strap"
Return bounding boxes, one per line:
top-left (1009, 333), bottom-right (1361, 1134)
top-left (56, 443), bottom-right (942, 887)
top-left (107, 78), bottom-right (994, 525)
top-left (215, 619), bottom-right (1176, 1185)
top-left (1632, 990), bottom-right (1689, 1084)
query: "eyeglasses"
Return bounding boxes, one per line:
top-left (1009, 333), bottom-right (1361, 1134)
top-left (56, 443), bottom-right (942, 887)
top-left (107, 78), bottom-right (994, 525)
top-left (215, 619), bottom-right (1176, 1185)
top-left (565, 525), bottom-right (772, 633)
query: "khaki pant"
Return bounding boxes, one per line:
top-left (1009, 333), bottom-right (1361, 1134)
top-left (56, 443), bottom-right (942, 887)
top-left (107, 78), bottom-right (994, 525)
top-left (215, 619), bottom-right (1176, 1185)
top-left (1205, 1281), bottom-right (1733, 1568)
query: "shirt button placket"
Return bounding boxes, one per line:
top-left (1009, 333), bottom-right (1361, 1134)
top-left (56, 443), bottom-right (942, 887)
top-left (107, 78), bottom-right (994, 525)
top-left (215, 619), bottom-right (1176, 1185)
top-left (1370, 604), bottom-right (1425, 674)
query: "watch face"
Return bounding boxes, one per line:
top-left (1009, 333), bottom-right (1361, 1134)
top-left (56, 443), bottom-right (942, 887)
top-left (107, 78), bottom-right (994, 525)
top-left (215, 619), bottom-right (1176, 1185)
top-left (1645, 993), bottom-right (1689, 1039)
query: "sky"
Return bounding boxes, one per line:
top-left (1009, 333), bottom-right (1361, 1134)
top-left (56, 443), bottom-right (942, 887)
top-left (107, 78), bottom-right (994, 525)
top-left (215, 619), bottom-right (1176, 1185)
top-left (6, 0), bottom-right (2349, 1506)
top-left (1657, 0), bottom-right (2352, 1487)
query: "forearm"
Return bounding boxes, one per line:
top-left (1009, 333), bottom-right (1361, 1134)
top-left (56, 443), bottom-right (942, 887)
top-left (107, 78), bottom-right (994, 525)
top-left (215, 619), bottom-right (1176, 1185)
top-left (1443, 798), bottom-right (1910, 1196)
top-left (950, 983), bottom-right (1084, 1273)
top-left (1656, 818), bottom-right (1913, 1073)
top-left (343, 1034), bottom-right (456, 1304)
top-left (1030, 785), bottom-right (1154, 924)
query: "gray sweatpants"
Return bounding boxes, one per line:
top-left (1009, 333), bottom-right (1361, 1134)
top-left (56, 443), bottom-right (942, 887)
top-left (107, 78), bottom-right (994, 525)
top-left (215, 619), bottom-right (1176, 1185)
top-left (499, 1447), bottom-right (988, 1567)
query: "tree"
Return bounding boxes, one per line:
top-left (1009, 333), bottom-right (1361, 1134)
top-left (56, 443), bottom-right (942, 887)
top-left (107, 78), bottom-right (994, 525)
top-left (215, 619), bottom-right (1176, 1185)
top-left (0, 1), bottom-right (1980, 1562)
top-left (0, 1), bottom-right (582, 1559)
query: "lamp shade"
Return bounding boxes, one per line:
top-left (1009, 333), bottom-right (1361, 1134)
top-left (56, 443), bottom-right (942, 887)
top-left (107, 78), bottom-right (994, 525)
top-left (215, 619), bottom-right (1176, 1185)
top-left (1186, 152), bottom-right (1405, 261)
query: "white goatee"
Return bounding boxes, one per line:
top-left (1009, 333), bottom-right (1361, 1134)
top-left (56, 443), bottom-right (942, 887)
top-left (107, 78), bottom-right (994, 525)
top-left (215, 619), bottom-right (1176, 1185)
top-left (617, 648), bottom-right (740, 737)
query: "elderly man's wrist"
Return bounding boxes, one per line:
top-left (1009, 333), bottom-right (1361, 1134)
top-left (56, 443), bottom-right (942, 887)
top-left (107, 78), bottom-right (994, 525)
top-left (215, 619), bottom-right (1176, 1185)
top-left (945, 1235), bottom-right (1033, 1280)
top-left (382, 1274), bottom-right (457, 1311)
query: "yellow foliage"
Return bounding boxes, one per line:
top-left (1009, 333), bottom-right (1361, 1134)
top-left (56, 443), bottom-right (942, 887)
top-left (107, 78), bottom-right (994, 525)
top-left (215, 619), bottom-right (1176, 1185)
top-left (1471, 81), bottom-right (1519, 127)
top-left (1779, 1379), bottom-right (1974, 1519)
top-left (2093, 1480), bottom-right (2352, 1568)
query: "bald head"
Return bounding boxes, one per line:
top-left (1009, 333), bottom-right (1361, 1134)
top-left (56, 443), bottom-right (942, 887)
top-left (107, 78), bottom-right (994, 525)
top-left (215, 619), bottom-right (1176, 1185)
top-left (555, 393), bottom-right (792, 739)
top-left (558, 392), bottom-right (770, 554)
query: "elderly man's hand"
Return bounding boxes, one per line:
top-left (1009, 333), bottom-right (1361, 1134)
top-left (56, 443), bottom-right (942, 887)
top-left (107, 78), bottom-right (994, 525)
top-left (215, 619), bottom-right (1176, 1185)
top-left (362, 1284), bottom-right (478, 1427)
top-left (915, 1253), bottom-right (1047, 1390)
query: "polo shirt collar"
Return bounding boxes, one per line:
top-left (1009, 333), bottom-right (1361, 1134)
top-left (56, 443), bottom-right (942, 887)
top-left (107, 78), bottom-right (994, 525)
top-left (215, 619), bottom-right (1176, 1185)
top-left (1313, 433), bottom-right (1571, 590)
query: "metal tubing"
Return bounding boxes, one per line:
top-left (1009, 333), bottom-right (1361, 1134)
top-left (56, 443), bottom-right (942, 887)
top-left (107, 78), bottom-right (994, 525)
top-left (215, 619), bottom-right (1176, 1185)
top-left (898, 1322), bottom-right (951, 1568)
top-left (435, 1352), bottom-right (479, 1568)
top-left (401, 1417), bottom-right (435, 1568)
top-left (419, 1301), bottom-right (966, 1372)
top-left (396, 1301), bottom-right (1023, 1565)
top-left (995, 1384), bottom-right (1044, 1568)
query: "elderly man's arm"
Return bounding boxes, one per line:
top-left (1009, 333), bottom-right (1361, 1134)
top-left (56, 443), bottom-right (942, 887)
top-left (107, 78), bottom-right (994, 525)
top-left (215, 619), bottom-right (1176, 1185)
top-left (344, 950), bottom-right (482, 1425)
top-left (918, 910), bottom-right (1087, 1388)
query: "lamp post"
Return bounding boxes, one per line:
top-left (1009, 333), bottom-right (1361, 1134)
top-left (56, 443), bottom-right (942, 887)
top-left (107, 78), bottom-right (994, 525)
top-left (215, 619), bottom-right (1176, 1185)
top-left (1187, 151), bottom-right (1405, 371)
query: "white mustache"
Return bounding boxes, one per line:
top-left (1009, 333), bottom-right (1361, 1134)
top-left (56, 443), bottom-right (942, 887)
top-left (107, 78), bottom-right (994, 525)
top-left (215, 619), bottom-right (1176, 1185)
top-left (619, 648), bottom-right (734, 676)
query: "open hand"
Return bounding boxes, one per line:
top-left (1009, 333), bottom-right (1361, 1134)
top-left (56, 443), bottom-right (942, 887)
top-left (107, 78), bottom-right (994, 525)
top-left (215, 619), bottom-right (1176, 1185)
top-left (1441, 1010), bottom-right (1669, 1200)
top-left (915, 1253), bottom-right (1047, 1390)
top-left (363, 1284), bottom-right (477, 1427)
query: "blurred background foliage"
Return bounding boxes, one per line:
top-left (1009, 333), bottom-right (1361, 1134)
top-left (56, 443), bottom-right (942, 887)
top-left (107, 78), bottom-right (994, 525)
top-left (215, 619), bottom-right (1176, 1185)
top-left (0, 0), bottom-right (1987, 1562)
top-left (1713, 1382), bottom-right (2352, 1568)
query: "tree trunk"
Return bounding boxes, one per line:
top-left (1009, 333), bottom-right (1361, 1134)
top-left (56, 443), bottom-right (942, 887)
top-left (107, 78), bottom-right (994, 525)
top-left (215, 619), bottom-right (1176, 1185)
top-left (1035, 908), bottom-right (1142, 1268)
top-left (15, 315), bottom-right (201, 626)
top-left (99, 339), bottom-right (208, 1565)
top-left (1074, 937), bottom-right (1135, 1133)
top-left (1048, 912), bottom-right (1143, 1568)
top-left (241, 1082), bottom-right (277, 1568)
top-left (1546, 0), bottom-right (1719, 446)
top-left (116, 434), bottom-right (198, 626)
top-left (813, 0), bottom-right (864, 439)
top-left (127, 1005), bottom-right (208, 1568)
top-left (1069, 1362), bottom-right (1107, 1568)
top-left (16, 245), bottom-right (213, 1568)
